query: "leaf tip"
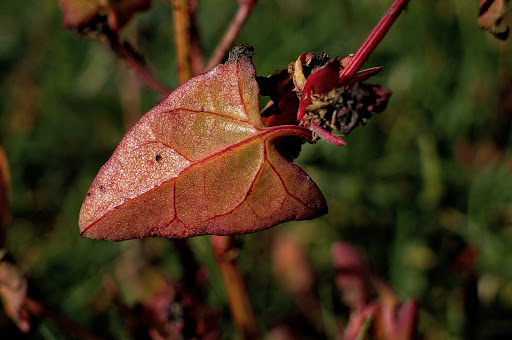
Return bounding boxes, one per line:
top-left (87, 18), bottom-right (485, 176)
top-left (227, 44), bottom-right (254, 64)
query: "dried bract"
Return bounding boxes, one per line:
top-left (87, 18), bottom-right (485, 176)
top-left (479, 0), bottom-right (511, 40)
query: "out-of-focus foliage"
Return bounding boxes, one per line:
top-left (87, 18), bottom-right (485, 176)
top-left (1, 0), bottom-right (512, 339)
top-left (78, 54), bottom-right (327, 241)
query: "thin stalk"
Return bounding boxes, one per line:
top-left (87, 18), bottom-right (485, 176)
top-left (339, 0), bottom-right (410, 85)
top-left (211, 235), bottom-right (259, 340)
top-left (204, 0), bottom-right (258, 71)
top-left (110, 39), bottom-right (171, 98)
top-left (172, 0), bottom-right (194, 84)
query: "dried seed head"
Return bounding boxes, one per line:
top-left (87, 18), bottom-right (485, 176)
top-left (304, 82), bottom-right (391, 136)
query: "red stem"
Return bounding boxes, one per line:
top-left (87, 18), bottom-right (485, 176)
top-left (339, 0), bottom-right (410, 86)
top-left (204, 0), bottom-right (258, 71)
top-left (269, 124), bottom-right (315, 143)
top-left (115, 42), bottom-right (172, 98)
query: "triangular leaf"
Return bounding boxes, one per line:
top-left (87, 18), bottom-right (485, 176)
top-left (79, 53), bottom-right (327, 241)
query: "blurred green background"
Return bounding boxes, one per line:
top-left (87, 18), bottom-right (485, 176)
top-left (1, 0), bottom-right (512, 339)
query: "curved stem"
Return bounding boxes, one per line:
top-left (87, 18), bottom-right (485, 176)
top-left (112, 41), bottom-right (171, 98)
top-left (268, 124), bottom-right (315, 143)
top-left (204, 0), bottom-right (258, 71)
top-left (339, 0), bottom-right (411, 86)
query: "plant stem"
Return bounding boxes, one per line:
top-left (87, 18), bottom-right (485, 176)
top-left (339, 0), bottom-right (410, 85)
top-left (204, 0), bottom-right (258, 71)
top-left (210, 235), bottom-right (259, 340)
top-left (354, 313), bottom-right (374, 340)
top-left (25, 297), bottom-right (114, 340)
top-left (110, 40), bottom-right (171, 98)
top-left (172, 0), bottom-right (194, 84)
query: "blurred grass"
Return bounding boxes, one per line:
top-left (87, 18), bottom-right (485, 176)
top-left (1, 0), bottom-right (512, 339)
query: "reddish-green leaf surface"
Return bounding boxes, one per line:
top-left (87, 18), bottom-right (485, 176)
top-left (79, 54), bottom-right (327, 241)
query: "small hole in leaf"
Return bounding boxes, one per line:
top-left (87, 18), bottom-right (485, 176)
top-left (155, 154), bottom-right (162, 162)
top-left (86, 192), bottom-right (92, 197)
top-left (99, 185), bottom-right (105, 191)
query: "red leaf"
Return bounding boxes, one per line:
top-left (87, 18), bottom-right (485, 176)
top-left (332, 242), bottom-right (371, 310)
top-left (272, 234), bottom-right (315, 295)
top-left (79, 52), bottom-right (327, 241)
top-left (298, 59), bottom-right (340, 121)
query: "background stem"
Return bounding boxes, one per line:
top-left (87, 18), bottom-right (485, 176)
top-left (110, 40), bottom-right (171, 98)
top-left (211, 235), bottom-right (259, 340)
top-left (172, 0), bottom-right (193, 84)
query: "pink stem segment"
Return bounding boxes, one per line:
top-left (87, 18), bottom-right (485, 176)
top-left (115, 42), bottom-right (172, 98)
top-left (339, 0), bottom-right (410, 86)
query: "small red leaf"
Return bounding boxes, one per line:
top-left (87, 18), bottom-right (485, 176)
top-left (346, 66), bottom-right (383, 88)
top-left (79, 52), bottom-right (327, 241)
top-left (479, 0), bottom-right (510, 40)
top-left (298, 59), bottom-right (340, 120)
